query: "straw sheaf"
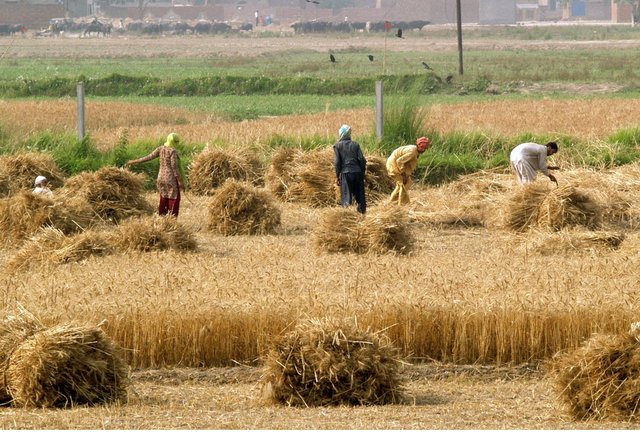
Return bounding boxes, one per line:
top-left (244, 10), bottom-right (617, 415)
top-left (5, 227), bottom-right (113, 273)
top-left (6, 323), bottom-right (128, 408)
top-left (0, 153), bottom-right (65, 198)
top-left (261, 318), bottom-right (407, 407)
top-left (364, 155), bottom-right (395, 203)
top-left (207, 180), bottom-right (281, 236)
top-left (313, 206), bottom-right (414, 255)
top-left (0, 311), bottom-right (44, 404)
top-left (111, 214), bottom-right (198, 252)
top-left (536, 185), bottom-right (602, 231)
top-left (188, 148), bottom-right (264, 196)
top-left (550, 327), bottom-right (640, 421)
top-left (264, 146), bottom-right (300, 199)
top-left (59, 167), bottom-right (153, 223)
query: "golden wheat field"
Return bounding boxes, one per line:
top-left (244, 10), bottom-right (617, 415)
top-left (2, 96), bottom-right (640, 427)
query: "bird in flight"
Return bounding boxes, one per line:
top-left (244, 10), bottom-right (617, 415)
top-left (396, 28), bottom-right (403, 38)
top-left (367, 54), bottom-right (374, 61)
top-left (329, 54), bottom-right (336, 63)
top-left (312, 0), bottom-right (320, 3)
top-left (422, 61), bottom-right (432, 70)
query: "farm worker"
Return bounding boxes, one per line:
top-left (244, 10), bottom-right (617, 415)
top-left (386, 136), bottom-right (430, 205)
top-left (334, 124), bottom-right (367, 214)
top-left (32, 175), bottom-right (53, 197)
top-left (126, 132), bottom-right (185, 217)
top-left (510, 141), bottom-right (559, 185)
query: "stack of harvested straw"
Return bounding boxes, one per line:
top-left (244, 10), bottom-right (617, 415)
top-left (5, 227), bottom-right (113, 273)
top-left (264, 146), bottom-right (299, 199)
top-left (6, 323), bottom-right (128, 408)
top-left (0, 153), bottom-right (65, 197)
top-left (188, 148), bottom-right (264, 196)
top-left (59, 167), bottom-right (152, 223)
top-left (208, 180), bottom-right (281, 235)
top-left (313, 206), bottom-right (413, 255)
top-left (550, 324), bottom-right (640, 421)
top-left (364, 155), bottom-right (395, 203)
top-left (261, 318), bottom-right (406, 407)
top-left (110, 214), bottom-right (198, 252)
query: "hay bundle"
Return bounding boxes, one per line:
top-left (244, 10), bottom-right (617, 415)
top-left (0, 310), bottom-right (44, 403)
top-left (188, 149), bottom-right (264, 196)
top-left (6, 323), bottom-right (128, 408)
top-left (5, 227), bottom-right (113, 273)
top-left (59, 167), bottom-right (152, 223)
top-left (0, 153), bottom-right (65, 198)
top-left (207, 180), bottom-right (281, 235)
top-left (537, 185), bottom-right (601, 231)
top-left (0, 192), bottom-right (95, 245)
top-left (313, 206), bottom-right (413, 255)
top-left (261, 318), bottom-right (406, 407)
top-left (550, 324), bottom-right (640, 421)
top-left (288, 149), bottom-right (336, 207)
top-left (110, 214), bottom-right (197, 252)
top-left (264, 146), bottom-right (300, 199)
top-left (364, 155), bottom-right (395, 202)
top-left (504, 182), bottom-right (550, 231)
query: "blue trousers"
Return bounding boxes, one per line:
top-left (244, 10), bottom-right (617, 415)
top-left (340, 172), bottom-right (366, 214)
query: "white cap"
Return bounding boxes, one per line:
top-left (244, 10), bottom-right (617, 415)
top-left (35, 175), bottom-right (47, 186)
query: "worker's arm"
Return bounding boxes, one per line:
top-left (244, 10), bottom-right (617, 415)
top-left (126, 147), bottom-right (160, 166)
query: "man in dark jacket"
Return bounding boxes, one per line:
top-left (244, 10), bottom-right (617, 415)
top-left (333, 124), bottom-right (367, 214)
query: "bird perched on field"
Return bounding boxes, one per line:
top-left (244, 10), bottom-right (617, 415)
top-left (422, 61), bottom-right (432, 70)
top-left (445, 75), bottom-right (453, 83)
top-left (396, 28), bottom-right (403, 38)
top-left (329, 54), bottom-right (336, 63)
top-left (367, 54), bottom-right (374, 61)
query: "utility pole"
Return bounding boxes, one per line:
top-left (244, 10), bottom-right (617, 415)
top-left (456, 0), bottom-right (463, 75)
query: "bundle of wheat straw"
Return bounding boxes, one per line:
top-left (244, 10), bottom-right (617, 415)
top-left (264, 146), bottom-right (301, 199)
top-left (188, 148), bottom-right (263, 196)
top-left (536, 185), bottom-right (601, 231)
top-left (261, 317), bottom-right (406, 407)
top-left (6, 323), bottom-right (128, 408)
top-left (111, 214), bottom-right (197, 252)
top-left (550, 323), bottom-right (640, 421)
top-left (517, 228), bottom-right (625, 256)
top-left (0, 153), bottom-right (65, 198)
top-left (207, 180), bottom-right (281, 236)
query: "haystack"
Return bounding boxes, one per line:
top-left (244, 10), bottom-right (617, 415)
top-left (207, 180), bottom-right (281, 235)
top-left (261, 318), bottom-right (406, 407)
top-left (6, 323), bottom-right (128, 408)
top-left (313, 206), bottom-right (414, 255)
top-left (5, 227), bottom-right (113, 273)
top-left (110, 214), bottom-right (197, 252)
top-left (550, 323), bottom-right (640, 421)
top-left (504, 183), bottom-right (601, 232)
top-left (537, 185), bottom-right (601, 231)
top-left (0, 310), bottom-right (44, 403)
top-left (58, 167), bottom-right (153, 223)
top-left (188, 148), bottom-right (264, 196)
top-left (264, 146), bottom-right (300, 199)
top-left (364, 155), bottom-right (395, 202)
top-left (0, 153), bottom-right (65, 198)
top-left (0, 192), bottom-right (95, 245)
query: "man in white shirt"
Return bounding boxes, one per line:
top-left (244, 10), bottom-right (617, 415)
top-left (32, 175), bottom-right (53, 197)
top-left (510, 142), bottom-right (559, 185)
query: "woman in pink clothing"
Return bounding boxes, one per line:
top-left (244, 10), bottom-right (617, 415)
top-left (126, 132), bottom-right (185, 217)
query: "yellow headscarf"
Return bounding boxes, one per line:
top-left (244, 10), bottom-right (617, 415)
top-left (164, 133), bottom-right (180, 148)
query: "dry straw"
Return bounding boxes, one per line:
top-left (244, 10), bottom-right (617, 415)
top-left (188, 148), bottom-right (264, 196)
top-left (261, 317), bottom-right (407, 407)
top-left (550, 323), bottom-right (640, 421)
top-left (518, 228), bottom-right (625, 256)
top-left (111, 214), bottom-right (198, 252)
top-left (59, 167), bottom-right (152, 223)
top-left (0, 153), bottom-right (65, 198)
top-left (5, 227), bottom-right (113, 273)
top-left (312, 206), bottom-right (413, 255)
top-left (363, 155), bottom-right (395, 202)
top-left (207, 179), bottom-right (281, 235)
top-left (6, 323), bottom-right (128, 408)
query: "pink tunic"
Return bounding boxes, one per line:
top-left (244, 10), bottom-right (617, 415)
top-left (131, 146), bottom-right (181, 199)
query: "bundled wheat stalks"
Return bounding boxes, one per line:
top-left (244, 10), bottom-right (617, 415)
top-left (0, 153), bottom-right (65, 198)
top-left (261, 317), bottom-right (407, 407)
top-left (518, 228), bottom-right (625, 256)
top-left (58, 167), bottom-right (152, 223)
top-left (207, 179), bottom-right (281, 236)
top-left (111, 214), bottom-right (198, 252)
top-left (313, 206), bottom-right (413, 255)
top-left (188, 148), bottom-right (263, 196)
top-left (5, 227), bottom-right (113, 273)
top-left (550, 323), bottom-right (640, 421)
top-left (6, 323), bottom-right (128, 408)
top-left (363, 155), bottom-right (395, 203)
